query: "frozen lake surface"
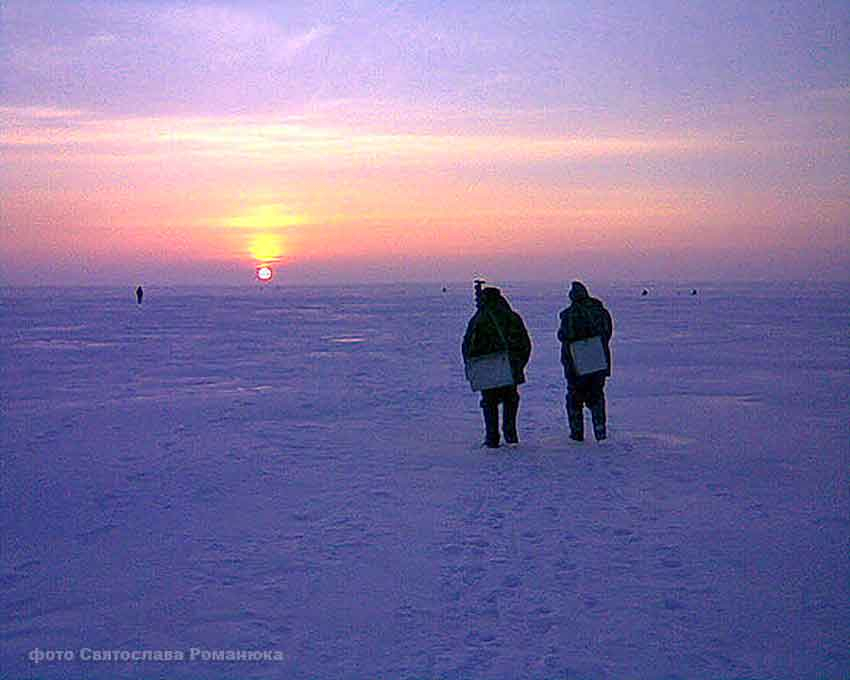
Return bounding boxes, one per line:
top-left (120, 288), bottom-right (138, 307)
top-left (2, 282), bottom-right (848, 679)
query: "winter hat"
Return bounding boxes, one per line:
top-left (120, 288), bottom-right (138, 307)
top-left (569, 281), bottom-right (589, 301)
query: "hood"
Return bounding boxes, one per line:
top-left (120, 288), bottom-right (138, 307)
top-left (569, 281), bottom-right (589, 301)
top-left (481, 287), bottom-right (512, 313)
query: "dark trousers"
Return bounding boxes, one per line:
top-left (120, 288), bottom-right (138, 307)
top-left (566, 373), bottom-right (607, 441)
top-left (480, 385), bottom-right (520, 447)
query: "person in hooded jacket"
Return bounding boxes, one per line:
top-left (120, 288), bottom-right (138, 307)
top-left (558, 281), bottom-right (613, 442)
top-left (462, 287), bottom-right (532, 448)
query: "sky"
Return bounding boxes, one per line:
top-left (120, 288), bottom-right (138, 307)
top-left (1, 0), bottom-right (848, 285)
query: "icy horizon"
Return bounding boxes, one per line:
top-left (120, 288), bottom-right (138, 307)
top-left (3, 277), bottom-right (849, 291)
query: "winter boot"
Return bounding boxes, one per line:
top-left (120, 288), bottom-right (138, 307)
top-left (481, 403), bottom-right (500, 448)
top-left (502, 394), bottom-right (520, 445)
top-left (566, 394), bottom-right (584, 442)
top-left (589, 398), bottom-right (607, 441)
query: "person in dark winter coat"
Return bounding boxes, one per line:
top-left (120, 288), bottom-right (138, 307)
top-left (135, 286), bottom-right (144, 304)
top-left (462, 287), bottom-right (532, 448)
top-left (557, 281), bottom-right (613, 441)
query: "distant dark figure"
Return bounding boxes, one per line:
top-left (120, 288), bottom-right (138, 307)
top-left (691, 289), bottom-right (698, 296)
top-left (641, 288), bottom-right (649, 297)
top-left (462, 287), bottom-right (532, 448)
top-left (442, 286), bottom-right (448, 293)
top-left (558, 281), bottom-right (613, 442)
top-left (136, 286), bottom-right (144, 304)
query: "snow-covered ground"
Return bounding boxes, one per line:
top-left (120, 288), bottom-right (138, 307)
top-left (2, 282), bottom-right (848, 680)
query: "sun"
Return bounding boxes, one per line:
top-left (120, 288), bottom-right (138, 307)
top-left (256, 265), bottom-right (273, 282)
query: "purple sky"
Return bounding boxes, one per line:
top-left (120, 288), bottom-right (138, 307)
top-left (1, 0), bottom-right (848, 284)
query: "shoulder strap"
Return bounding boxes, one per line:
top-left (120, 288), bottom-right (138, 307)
top-left (484, 308), bottom-right (509, 350)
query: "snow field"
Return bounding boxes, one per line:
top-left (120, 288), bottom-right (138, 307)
top-left (1, 282), bottom-right (848, 679)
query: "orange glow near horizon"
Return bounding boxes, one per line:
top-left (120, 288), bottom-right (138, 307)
top-left (248, 233), bottom-right (285, 263)
top-left (223, 204), bottom-right (301, 231)
top-left (1, 98), bottom-right (847, 283)
top-left (215, 204), bottom-right (299, 265)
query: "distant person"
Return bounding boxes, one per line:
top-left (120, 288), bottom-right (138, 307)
top-left (136, 286), bottom-right (144, 304)
top-left (558, 281), bottom-right (613, 442)
top-left (462, 287), bottom-right (532, 448)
